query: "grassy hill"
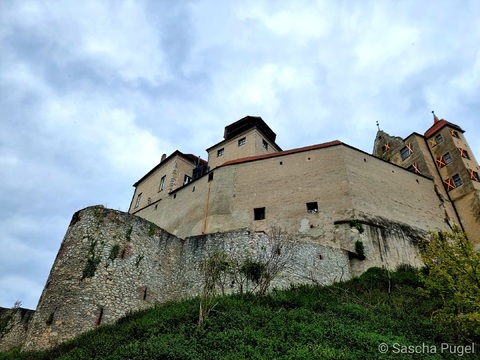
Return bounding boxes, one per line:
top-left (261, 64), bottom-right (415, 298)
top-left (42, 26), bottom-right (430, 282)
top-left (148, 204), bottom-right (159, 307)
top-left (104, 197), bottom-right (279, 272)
top-left (1, 267), bottom-right (478, 359)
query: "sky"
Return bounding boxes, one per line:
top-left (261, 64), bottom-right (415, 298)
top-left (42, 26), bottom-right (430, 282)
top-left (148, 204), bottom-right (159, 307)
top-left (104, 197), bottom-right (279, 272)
top-left (1, 0), bottom-right (480, 310)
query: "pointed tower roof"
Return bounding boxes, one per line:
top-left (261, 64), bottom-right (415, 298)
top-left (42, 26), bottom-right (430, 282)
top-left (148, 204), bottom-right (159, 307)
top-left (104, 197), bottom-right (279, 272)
top-left (424, 112), bottom-right (464, 138)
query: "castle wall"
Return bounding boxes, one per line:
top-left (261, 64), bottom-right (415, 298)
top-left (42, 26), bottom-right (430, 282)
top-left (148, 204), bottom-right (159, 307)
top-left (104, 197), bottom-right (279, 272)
top-left (136, 144), bottom-right (451, 242)
top-left (342, 146), bottom-right (454, 232)
top-left (0, 307), bottom-right (34, 351)
top-left (20, 206), bottom-right (354, 351)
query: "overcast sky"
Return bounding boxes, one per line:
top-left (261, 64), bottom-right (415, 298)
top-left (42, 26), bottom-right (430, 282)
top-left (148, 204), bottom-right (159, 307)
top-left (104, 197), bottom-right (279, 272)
top-left (1, 0), bottom-right (479, 310)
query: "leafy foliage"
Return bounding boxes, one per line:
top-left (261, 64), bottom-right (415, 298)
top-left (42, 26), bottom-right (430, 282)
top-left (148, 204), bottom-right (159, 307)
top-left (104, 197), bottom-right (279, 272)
top-left (418, 226), bottom-right (480, 340)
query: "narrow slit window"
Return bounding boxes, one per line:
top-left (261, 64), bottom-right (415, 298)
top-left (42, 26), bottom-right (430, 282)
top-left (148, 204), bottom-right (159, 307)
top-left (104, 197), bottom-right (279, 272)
top-left (254, 207), bottom-right (265, 220)
top-left (95, 307), bottom-right (104, 326)
top-left (306, 202), bottom-right (318, 213)
top-left (208, 172), bottom-right (214, 182)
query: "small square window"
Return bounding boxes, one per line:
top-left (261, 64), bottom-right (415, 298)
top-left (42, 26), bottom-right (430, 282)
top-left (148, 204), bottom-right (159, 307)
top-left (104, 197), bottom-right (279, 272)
top-left (262, 140), bottom-right (269, 150)
top-left (435, 134), bottom-right (444, 144)
top-left (183, 175), bottom-right (192, 185)
top-left (238, 137), bottom-right (246, 146)
top-left (444, 152), bottom-right (452, 165)
top-left (306, 202), bottom-right (318, 213)
top-left (453, 174), bottom-right (463, 187)
top-left (254, 207), bottom-right (265, 221)
top-left (217, 148), bottom-right (224, 157)
top-left (159, 175), bottom-right (166, 191)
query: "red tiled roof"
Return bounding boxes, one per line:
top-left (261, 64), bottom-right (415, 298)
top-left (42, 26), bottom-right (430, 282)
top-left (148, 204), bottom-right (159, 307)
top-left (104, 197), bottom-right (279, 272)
top-left (220, 140), bottom-right (343, 167)
top-left (424, 119), bottom-right (464, 138)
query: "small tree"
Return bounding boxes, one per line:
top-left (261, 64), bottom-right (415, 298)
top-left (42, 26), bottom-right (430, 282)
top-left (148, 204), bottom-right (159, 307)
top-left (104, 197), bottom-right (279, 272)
top-left (246, 226), bottom-right (297, 296)
top-left (197, 250), bottom-right (231, 328)
top-left (418, 226), bottom-right (480, 340)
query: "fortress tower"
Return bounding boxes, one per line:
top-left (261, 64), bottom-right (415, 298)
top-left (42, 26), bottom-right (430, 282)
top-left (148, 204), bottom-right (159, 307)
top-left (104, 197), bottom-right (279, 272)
top-left (373, 113), bottom-right (480, 246)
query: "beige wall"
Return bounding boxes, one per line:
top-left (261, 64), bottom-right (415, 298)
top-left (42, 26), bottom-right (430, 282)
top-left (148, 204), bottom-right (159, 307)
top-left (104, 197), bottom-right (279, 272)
top-left (136, 144), bottom-right (451, 244)
top-left (342, 146), bottom-right (454, 232)
top-left (207, 128), bottom-right (280, 169)
top-left (129, 154), bottom-right (195, 214)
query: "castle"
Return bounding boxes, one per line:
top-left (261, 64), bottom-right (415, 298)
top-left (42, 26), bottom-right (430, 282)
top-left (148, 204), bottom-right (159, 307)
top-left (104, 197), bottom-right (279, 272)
top-left (128, 114), bottom-right (479, 246)
top-left (1, 114), bottom-right (479, 351)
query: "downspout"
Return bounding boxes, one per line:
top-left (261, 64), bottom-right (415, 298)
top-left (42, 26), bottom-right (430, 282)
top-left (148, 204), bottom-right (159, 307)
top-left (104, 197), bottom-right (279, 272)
top-left (202, 181), bottom-right (212, 234)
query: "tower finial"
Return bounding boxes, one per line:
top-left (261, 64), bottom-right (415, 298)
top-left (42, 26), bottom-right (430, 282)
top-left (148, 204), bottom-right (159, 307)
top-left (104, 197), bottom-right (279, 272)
top-left (376, 121), bottom-right (380, 131)
top-left (432, 110), bottom-right (439, 123)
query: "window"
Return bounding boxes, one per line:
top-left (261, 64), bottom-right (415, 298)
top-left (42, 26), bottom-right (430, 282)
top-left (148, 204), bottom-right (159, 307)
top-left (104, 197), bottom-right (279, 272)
top-left (453, 174), bottom-right (463, 187)
top-left (407, 163), bottom-right (420, 174)
top-left (238, 137), bottom-right (246, 146)
top-left (458, 148), bottom-right (471, 160)
top-left (306, 202), bottom-right (318, 213)
top-left (444, 152), bottom-right (452, 165)
top-left (400, 144), bottom-right (413, 161)
top-left (159, 175), bottom-right (166, 191)
top-left (381, 143), bottom-right (390, 153)
top-left (134, 193), bottom-right (142, 208)
top-left (183, 175), bottom-right (192, 185)
top-left (435, 134), bottom-right (444, 144)
top-left (217, 148), bottom-right (224, 157)
top-left (450, 129), bottom-right (460, 138)
top-left (469, 169), bottom-right (480, 182)
top-left (254, 207), bottom-right (265, 220)
top-left (208, 172), bottom-right (214, 182)
top-left (262, 139), bottom-right (269, 150)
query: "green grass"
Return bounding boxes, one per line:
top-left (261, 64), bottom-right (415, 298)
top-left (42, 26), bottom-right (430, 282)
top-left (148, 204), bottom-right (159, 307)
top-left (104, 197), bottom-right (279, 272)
top-left (1, 267), bottom-right (478, 359)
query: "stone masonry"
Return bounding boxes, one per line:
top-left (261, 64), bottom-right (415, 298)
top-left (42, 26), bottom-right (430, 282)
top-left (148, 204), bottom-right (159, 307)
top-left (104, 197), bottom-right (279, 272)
top-left (1, 203), bottom-right (428, 351)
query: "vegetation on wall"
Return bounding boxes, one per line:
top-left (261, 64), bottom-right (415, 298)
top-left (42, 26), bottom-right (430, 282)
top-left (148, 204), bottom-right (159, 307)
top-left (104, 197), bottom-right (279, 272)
top-left (349, 220), bottom-right (365, 234)
top-left (81, 238), bottom-right (101, 280)
top-left (354, 240), bottom-right (366, 260)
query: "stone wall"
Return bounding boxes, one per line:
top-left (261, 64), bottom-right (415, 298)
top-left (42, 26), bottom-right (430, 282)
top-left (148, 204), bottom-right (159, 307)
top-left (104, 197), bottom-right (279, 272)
top-left (0, 307), bottom-right (34, 351)
top-left (0, 204), bottom-right (429, 352)
top-left (19, 206), bottom-right (352, 351)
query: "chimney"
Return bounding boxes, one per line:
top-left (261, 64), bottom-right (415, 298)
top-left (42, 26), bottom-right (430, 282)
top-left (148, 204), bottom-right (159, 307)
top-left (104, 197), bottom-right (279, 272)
top-left (160, 154), bottom-right (167, 163)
